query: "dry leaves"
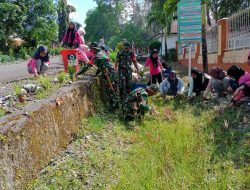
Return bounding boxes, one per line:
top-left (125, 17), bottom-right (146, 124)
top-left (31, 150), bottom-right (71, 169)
top-left (164, 108), bottom-right (173, 120)
top-left (55, 98), bottom-right (63, 106)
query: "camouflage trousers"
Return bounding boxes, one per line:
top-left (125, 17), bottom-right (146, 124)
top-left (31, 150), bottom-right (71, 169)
top-left (102, 70), bottom-right (119, 110)
top-left (118, 67), bottom-right (133, 103)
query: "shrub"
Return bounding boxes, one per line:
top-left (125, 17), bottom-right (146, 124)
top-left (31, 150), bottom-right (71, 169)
top-left (19, 47), bottom-right (29, 60)
top-left (0, 54), bottom-right (13, 63)
top-left (12, 83), bottom-right (22, 96)
top-left (38, 77), bottom-right (53, 90)
top-left (57, 72), bottom-right (66, 84)
top-left (68, 65), bottom-right (76, 81)
top-left (149, 41), bottom-right (161, 52)
top-left (8, 49), bottom-right (15, 61)
top-left (50, 47), bottom-right (64, 56)
top-left (168, 48), bottom-right (177, 62)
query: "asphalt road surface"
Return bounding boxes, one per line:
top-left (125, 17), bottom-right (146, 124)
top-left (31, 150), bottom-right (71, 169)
top-left (0, 56), bottom-right (64, 83)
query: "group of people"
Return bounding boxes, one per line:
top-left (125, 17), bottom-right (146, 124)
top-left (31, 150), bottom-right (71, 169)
top-left (76, 41), bottom-right (158, 119)
top-left (144, 49), bottom-right (250, 105)
top-left (26, 21), bottom-right (250, 119)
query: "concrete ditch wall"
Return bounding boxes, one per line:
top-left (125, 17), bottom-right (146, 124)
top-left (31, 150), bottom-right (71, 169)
top-left (0, 78), bottom-right (102, 190)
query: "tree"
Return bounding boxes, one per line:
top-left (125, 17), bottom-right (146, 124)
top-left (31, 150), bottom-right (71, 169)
top-left (148, 0), bottom-right (174, 60)
top-left (0, 1), bottom-right (26, 51)
top-left (85, 2), bottom-right (122, 43)
top-left (57, 0), bottom-right (68, 42)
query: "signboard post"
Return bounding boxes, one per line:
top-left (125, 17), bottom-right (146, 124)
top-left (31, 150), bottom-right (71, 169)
top-left (178, 0), bottom-right (202, 77)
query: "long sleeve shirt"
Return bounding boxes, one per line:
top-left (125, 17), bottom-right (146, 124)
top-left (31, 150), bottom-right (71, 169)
top-left (159, 78), bottom-right (185, 94)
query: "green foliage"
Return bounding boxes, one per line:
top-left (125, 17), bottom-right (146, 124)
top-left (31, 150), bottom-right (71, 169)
top-left (68, 65), bottom-right (76, 81)
top-left (149, 41), bottom-right (161, 51)
top-left (0, 108), bottom-right (6, 117)
top-left (0, 54), bottom-right (13, 63)
top-left (85, 3), bottom-right (122, 43)
top-left (109, 51), bottom-right (117, 63)
top-left (29, 18), bottom-right (58, 47)
top-left (19, 47), bottom-right (29, 60)
top-left (38, 77), bottom-right (53, 90)
top-left (36, 76), bottom-right (59, 100)
top-left (0, 2), bottom-right (26, 51)
top-left (168, 48), bottom-right (177, 61)
top-left (57, 0), bottom-right (69, 41)
top-left (8, 49), bottom-right (15, 60)
top-left (12, 83), bottom-right (22, 96)
top-left (57, 72), bottom-right (66, 84)
top-left (26, 96), bottom-right (249, 189)
top-left (50, 47), bottom-right (64, 56)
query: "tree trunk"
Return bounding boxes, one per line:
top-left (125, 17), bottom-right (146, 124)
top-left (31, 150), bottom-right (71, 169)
top-left (164, 27), bottom-right (168, 61)
top-left (202, 3), bottom-right (208, 73)
top-left (161, 28), bottom-right (164, 56)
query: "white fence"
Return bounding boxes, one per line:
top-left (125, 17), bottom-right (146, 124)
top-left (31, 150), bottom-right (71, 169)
top-left (206, 25), bottom-right (218, 53)
top-left (227, 7), bottom-right (250, 51)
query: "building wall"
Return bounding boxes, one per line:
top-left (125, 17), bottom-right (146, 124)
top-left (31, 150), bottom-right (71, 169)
top-left (178, 17), bottom-right (250, 72)
top-left (159, 34), bottom-right (178, 55)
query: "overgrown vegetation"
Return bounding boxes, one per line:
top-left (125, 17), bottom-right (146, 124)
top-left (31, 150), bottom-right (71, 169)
top-left (27, 95), bottom-right (250, 189)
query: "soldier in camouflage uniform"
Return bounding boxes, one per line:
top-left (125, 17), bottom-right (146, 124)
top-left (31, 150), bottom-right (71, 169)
top-left (123, 84), bottom-right (158, 120)
top-left (92, 45), bottom-right (119, 110)
top-left (115, 42), bottom-right (140, 102)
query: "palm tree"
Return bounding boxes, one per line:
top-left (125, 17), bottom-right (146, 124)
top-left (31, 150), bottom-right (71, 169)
top-left (148, 0), bottom-right (174, 60)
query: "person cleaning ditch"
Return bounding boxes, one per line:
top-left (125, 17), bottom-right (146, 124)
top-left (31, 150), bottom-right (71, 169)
top-left (91, 44), bottom-right (119, 111)
top-left (75, 42), bottom-right (97, 78)
top-left (27, 45), bottom-right (50, 77)
top-left (123, 84), bottom-right (158, 120)
top-left (115, 42), bottom-right (140, 102)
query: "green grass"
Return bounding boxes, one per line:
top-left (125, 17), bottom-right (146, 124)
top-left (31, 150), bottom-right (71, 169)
top-left (26, 96), bottom-right (250, 190)
top-left (0, 107), bottom-right (6, 117)
top-left (35, 76), bottom-right (60, 100)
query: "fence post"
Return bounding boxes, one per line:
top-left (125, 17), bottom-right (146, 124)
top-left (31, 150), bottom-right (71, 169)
top-left (217, 18), bottom-right (228, 65)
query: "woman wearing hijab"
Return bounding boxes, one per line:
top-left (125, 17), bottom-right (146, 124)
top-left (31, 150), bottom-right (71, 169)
top-left (203, 66), bottom-right (230, 99)
top-left (62, 22), bottom-right (83, 48)
top-left (27, 46), bottom-right (50, 77)
top-left (78, 27), bottom-right (86, 45)
top-left (159, 70), bottom-right (185, 98)
top-left (227, 65), bottom-right (250, 103)
top-left (188, 68), bottom-right (209, 98)
top-left (145, 49), bottom-right (163, 85)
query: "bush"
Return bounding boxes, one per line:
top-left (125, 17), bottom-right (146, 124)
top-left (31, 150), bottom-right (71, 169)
top-left (50, 47), bottom-right (64, 56)
top-left (149, 41), bottom-right (161, 52)
top-left (0, 54), bottom-right (13, 63)
top-left (8, 49), bottom-right (15, 61)
top-left (168, 48), bottom-right (177, 62)
top-left (19, 47), bottom-right (29, 60)
top-left (27, 48), bottom-right (36, 57)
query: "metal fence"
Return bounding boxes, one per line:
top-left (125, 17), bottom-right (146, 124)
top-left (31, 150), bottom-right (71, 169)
top-left (227, 7), bottom-right (250, 51)
top-left (206, 25), bottom-right (218, 53)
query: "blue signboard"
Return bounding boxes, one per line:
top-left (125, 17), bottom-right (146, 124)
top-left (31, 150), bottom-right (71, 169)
top-left (178, 0), bottom-right (202, 45)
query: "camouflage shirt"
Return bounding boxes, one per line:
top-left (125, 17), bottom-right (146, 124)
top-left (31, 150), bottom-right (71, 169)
top-left (116, 50), bottom-right (136, 70)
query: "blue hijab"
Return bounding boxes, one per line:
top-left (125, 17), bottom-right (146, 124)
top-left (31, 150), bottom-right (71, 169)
top-left (33, 46), bottom-right (49, 62)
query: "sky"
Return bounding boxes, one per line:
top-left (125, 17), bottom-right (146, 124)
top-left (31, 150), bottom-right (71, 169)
top-left (68, 0), bottom-right (97, 27)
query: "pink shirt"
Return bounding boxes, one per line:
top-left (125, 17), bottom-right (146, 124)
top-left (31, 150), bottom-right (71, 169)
top-left (27, 58), bottom-right (50, 74)
top-left (63, 31), bottom-right (83, 45)
top-left (145, 57), bottom-right (162, 75)
top-left (234, 73), bottom-right (250, 102)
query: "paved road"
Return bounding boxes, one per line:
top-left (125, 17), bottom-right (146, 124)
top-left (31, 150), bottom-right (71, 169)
top-left (0, 56), bottom-right (64, 83)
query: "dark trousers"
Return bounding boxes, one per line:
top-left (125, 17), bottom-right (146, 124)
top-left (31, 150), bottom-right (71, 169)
top-left (147, 73), bottom-right (162, 86)
top-left (229, 79), bottom-right (239, 92)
